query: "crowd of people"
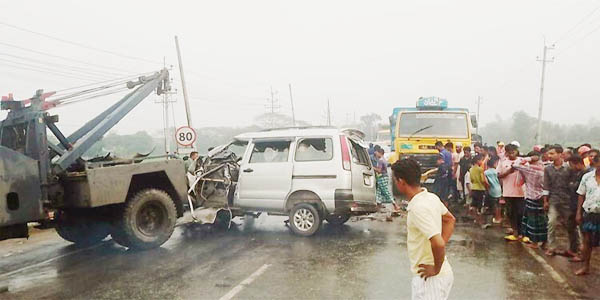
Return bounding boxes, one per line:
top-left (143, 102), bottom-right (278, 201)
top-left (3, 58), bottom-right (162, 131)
top-left (430, 140), bottom-right (600, 276)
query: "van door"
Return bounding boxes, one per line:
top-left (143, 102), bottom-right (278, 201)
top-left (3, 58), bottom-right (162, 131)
top-left (347, 137), bottom-right (376, 204)
top-left (236, 139), bottom-right (294, 212)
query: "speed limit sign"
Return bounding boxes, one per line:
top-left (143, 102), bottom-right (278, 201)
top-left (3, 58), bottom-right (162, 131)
top-left (175, 126), bottom-right (197, 147)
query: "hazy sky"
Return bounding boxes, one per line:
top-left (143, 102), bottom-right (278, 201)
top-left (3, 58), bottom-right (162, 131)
top-left (1, 0), bottom-right (600, 135)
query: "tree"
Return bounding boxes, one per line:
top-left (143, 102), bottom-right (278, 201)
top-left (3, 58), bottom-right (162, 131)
top-left (359, 113), bottom-right (382, 141)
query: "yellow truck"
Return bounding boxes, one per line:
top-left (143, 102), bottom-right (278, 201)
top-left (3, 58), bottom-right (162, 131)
top-left (388, 97), bottom-right (478, 185)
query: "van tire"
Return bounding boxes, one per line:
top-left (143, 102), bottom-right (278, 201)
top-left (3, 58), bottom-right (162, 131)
top-left (289, 203), bottom-right (321, 236)
top-left (325, 214), bottom-right (350, 225)
top-left (116, 189), bottom-right (177, 250)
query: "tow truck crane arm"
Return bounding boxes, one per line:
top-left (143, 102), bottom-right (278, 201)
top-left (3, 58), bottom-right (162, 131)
top-left (51, 69), bottom-right (170, 173)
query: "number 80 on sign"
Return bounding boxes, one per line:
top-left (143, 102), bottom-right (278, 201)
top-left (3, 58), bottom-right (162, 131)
top-left (175, 126), bottom-right (197, 147)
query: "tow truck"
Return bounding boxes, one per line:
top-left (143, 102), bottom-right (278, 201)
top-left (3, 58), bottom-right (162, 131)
top-left (0, 69), bottom-right (190, 249)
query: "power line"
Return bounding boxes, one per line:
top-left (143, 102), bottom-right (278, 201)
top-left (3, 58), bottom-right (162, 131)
top-left (0, 62), bottom-right (100, 82)
top-left (0, 53), bottom-right (116, 80)
top-left (0, 57), bottom-right (108, 81)
top-left (0, 52), bottom-right (127, 78)
top-left (554, 3), bottom-right (600, 43)
top-left (0, 21), bottom-right (162, 65)
top-left (555, 21), bottom-right (600, 58)
top-left (0, 41), bottom-right (134, 74)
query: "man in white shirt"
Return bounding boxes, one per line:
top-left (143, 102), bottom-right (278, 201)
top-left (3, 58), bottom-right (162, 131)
top-left (392, 158), bottom-right (457, 300)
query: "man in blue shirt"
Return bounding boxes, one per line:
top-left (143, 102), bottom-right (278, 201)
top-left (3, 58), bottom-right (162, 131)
top-left (436, 141), bottom-right (452, 168)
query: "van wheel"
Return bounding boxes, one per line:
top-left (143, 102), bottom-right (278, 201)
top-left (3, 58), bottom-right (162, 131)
top-left (115, 189), bottom-right (177, 250)
top-left (289, 203), bottom-right (321, 236)
top-left (325, 214), bottom-right (350, 225)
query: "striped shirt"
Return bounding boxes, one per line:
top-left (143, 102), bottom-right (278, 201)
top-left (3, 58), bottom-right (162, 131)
top-left (513, 163), bottom-right (544, 200)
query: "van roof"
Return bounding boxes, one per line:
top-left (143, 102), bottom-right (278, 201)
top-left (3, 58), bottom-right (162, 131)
top-left (234, 127), bottom-right (365, 141)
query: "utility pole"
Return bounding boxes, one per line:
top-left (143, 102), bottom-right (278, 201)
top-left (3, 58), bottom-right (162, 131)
top-left (288, 83), bottom-right (296, 126)
top-left (265, 86), bottom-right (281, 128)
top-left (174, 36), bottom-right (193, 129)
top-left (270, 86), bottom-right (275, 114)
top-left (157, 57), bottom-right (177, 154)
top-left (536, 42), bottom-right (554, 145)
top-left (476, 96), bottom-right (481, 135)
top-left (327, 99), bottom-right (331, 126)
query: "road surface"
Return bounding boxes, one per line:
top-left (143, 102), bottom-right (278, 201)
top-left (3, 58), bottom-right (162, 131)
top-left (0, 211), bottom-right (598, 299)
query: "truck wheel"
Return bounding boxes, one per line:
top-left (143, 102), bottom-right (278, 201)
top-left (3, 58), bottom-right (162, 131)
top-left (117, 189), bottom-right (177, 250)
top-left (55, 211), bottom-right (110, 246)
top-left (289, 203), bottom-right (321, 236)
top-left (325, 214), bottom-right (350, 225)
top-left (110, 226), bottom-right (131, 248)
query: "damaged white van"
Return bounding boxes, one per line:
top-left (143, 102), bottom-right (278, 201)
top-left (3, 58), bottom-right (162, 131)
top-left (187, 127), bottom-right (377, 236)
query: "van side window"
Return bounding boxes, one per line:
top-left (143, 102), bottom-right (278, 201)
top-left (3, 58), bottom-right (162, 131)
top-left (295, 138), bottom-right (333, 162)
top-left (349, 140), bottom-right (370, 166)
top-left (249, 141), bottom-right (291, 163)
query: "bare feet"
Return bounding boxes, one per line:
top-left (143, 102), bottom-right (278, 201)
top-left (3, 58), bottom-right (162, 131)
top-left (569, 256), bottom-right (584, 263)
top-left (545, 249), bottom-right (556, 256)
top-left (526, 243), bottom-right (539, 249)
top-left (575, 268), bottom-right (589, 276)
top-left (564, 250), bottom-right (578, 258)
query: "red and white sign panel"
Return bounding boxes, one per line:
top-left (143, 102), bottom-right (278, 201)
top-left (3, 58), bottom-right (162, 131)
top-left (175, 126), bottom-right (197, 147)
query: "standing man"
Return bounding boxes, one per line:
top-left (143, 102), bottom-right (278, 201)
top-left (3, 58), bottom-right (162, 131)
top-left (445, 142), bottom-right (459, 202)
top-left (374, 148), bottom-right (399, 214)
top-left (544, 145), bottom-right (579, 257)
top-left (392, 159), bottom-right (456, 300)
top-left (458, 147), bottom-right (472, 201)
top-left (575, 155), bottom-right (600, 275)
top-left (498, 144), bottom-right (525, 241)
top-left (186, 151), bottom-right (200, 187)
top-left (512, 151), bottom-right (547, 248)
top-left (473, 142), bottom-right (484, 155)
top-left (496, 141), bottom-right (506, 160)
top-left (436, 141), bottom-right (452, 168)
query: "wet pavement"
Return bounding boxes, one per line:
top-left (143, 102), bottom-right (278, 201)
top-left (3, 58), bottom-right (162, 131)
top-left (0, 210), bottom-right (598, 300)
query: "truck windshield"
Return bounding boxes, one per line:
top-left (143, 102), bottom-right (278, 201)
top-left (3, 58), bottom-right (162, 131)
top-left (397, 112), bottom-right (468, 138)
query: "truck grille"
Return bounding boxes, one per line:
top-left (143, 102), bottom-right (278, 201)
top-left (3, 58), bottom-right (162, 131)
top-left (400, 153), bottom-right (439, 171)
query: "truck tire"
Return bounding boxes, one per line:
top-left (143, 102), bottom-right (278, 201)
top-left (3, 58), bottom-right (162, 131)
top-left (116, 189), bottom-right (177, 250)
top-left (325, 214), bottom-right (350, 225)
top-left (288, 203), bottom-right (322, 237)
top-left (110, 226), bottom-right (131, 248)
top-left (55, 211), bottom-right (110, 246)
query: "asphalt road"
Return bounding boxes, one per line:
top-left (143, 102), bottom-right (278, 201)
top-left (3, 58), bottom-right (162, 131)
top-left (0, 210), bottom-right (598, 300)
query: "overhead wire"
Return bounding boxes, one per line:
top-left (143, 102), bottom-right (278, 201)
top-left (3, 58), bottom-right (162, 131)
top-left (0, 61), bottom-right (100, 82)
top-left (554, 3), bottom-right (600, 44)
top-left (555, 21), bottom-right (600, 58)
top-left (0, 52), bottom-right (128, 78)
top-left (0, 21), bottom-right (162, 65)
top-left (0, 57), bottom-right (109, 81)
top-left (0, 41), bottom-right (134, 75)
top-left (0, 55), bottom-right (114, 80)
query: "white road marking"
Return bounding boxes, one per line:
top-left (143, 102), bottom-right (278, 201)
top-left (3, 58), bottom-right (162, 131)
top-left (219, 264), bottom-right (271, 300)
top-left (523, 246), bottom-right (579, 299)
top-left (0, 242), bottom-right (106, 278)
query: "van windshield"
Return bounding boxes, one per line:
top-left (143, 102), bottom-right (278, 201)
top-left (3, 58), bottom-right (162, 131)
top-left (397, 112), bottom-right (468, 138)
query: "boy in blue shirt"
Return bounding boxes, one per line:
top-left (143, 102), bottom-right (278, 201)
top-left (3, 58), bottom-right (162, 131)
top-left (484, 157), bottom-right (502, 228)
